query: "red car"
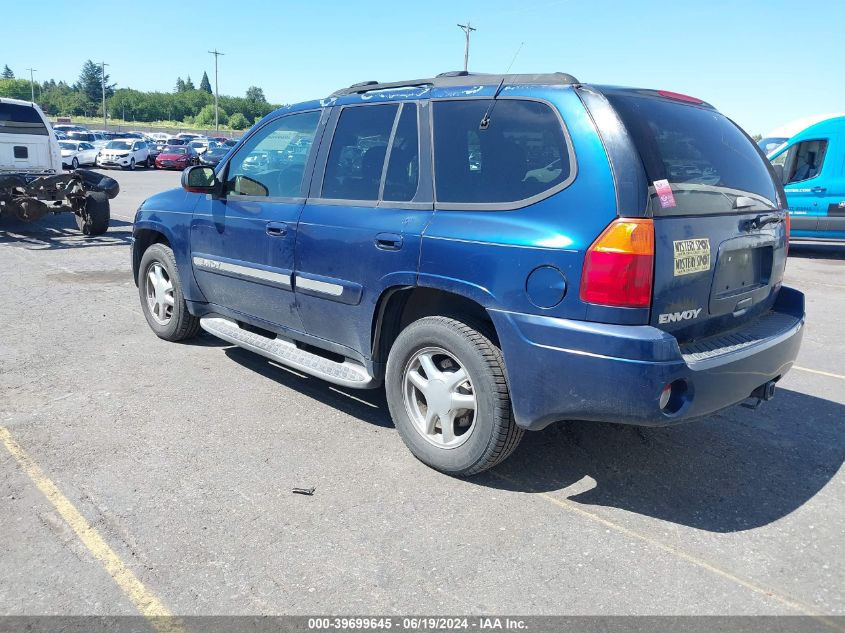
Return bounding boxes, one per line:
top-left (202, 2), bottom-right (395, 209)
top-left (155, 146), bottom-right (196, 170)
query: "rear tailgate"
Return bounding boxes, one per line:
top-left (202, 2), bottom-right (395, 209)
top-left (604, 91), bottom-right (787, 343)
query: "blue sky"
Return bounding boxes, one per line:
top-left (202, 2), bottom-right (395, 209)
top-left (4, 0), bottom-right (843, 134)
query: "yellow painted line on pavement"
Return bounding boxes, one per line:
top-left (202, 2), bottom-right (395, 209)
top-left (491, 471), bottom-right (843, 631)
top-left (0, 425), bottom-right (184, 633)
top-left (794, 366), bottom-right (845, 381)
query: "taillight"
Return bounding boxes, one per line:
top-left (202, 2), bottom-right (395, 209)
top-left (784, 211), bottom-right (791, 256)
top-left (580, 218), bottom-right (655, 308)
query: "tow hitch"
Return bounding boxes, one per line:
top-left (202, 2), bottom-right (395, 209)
top-left (743, 380), bottom-right (777, 410)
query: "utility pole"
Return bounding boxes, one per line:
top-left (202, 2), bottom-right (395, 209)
top-left (100, 61), bottom-right (109, 130)
top-left (457, 21), bottom-right (476, 72)
top-left (208, 49), bottom-right (225, 131)
top-left (26, 68), bottom-right (37, 102)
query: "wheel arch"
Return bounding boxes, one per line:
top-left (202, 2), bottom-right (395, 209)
top-left (132, 226), bottom-right (172, 286)
top-left (371, 284), bottom-right (500, 368)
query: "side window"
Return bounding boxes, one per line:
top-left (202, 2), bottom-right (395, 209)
top-left (383, 104), bottom-right (419, 202)
top-left (433, 99), bottom-right (571, 205)
top-left (322, 104), bottom-right (399, 201)
top-left (786, 139), bottom-right (828, 183)
top-left (226, 110), bottom-right (320, 198)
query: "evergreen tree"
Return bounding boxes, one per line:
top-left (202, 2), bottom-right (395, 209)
top-left (185, 75), bottom-right (195, 91)
top-left (175, 77), bottom-right (185, 92)
top-left (76, 60), bottom-right (113, 103)
top-left (200, 71), bottom-right (212, 94)
top-left (2, 65), bottom-right (14, 79)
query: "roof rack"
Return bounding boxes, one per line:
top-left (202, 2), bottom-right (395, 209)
top-left (329, 71), bottom-right (580, 97)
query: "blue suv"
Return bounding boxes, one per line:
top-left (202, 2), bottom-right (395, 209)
top-left (132, 72), bottom-right (805, 476)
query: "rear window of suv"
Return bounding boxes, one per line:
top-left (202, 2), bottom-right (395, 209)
top-left (0, 103), bottom-right (48, 135)
top-left (433, 99), bottom-right (573, 208)
top-left (606, 92), bottom-right (778, 215)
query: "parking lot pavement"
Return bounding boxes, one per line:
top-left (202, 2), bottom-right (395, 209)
top-left (0, 169), bottom-right (843, 618)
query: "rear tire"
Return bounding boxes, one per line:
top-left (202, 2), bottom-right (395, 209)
top-left (138, 243), bottom-right (200, 342)
top-left (75, 192), bottom-right (110, 236)
top-left (385, 316), bottom-right (523, 476)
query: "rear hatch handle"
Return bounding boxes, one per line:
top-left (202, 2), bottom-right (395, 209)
top-left (741, 212), bottom-right (783, 232)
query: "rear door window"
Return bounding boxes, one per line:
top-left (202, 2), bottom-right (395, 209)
top-left (432, 99), bottom-right (572, 207)
top-left (606, 92), bottom-right (779, 214)
top-left (0, 103), bottom-right (48, 136)
top-left (322, 104), bottom-right (399, 201)
top-left (383, 104), bottom-right (419, 202)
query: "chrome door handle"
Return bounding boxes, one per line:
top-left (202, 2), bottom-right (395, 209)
top-left (375, 232), bottom-right (403, 250)
top-left (266, 222), bottom-right (288, 236)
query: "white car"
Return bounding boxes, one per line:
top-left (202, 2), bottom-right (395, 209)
top-left (188, 139), bottom-right (211, 155)
top-left (59, 140), bottom-right (99, 169)
top-left (97, 139), bottom-right (151, 170)
top-left (148, 132), bottom-right (173, 142)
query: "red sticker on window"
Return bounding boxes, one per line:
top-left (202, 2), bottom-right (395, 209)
top-left (653, 179), bottom-right (676, 209)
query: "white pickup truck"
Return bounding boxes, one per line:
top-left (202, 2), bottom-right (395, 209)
top-left (0, 97), bottom-right (119, 235)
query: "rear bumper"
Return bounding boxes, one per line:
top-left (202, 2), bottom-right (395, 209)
top-left (490, 286), bottom-right (805, 430)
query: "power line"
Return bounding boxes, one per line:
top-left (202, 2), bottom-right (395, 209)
top-left (457, 21), bottom-right (477, 72)
top-left (208, 49), bottom-right (225, 132)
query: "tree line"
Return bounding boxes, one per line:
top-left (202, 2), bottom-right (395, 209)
top-left (0, 61), bottom-right (277, 130)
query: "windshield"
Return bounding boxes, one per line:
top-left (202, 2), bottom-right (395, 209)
top-left (106, 141), bottom-right (132, 150)
top-left (758, 137), bottom-right (789, 156)
top-left (606, 92), bottom-right (779, 215)
top-left (163, 147), bottom-right (187, 155)
top-left (59, 142), bottom-right (77, 150)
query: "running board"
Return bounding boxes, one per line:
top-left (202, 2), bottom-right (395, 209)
top-left (200, 317), bottom-right (378, 389)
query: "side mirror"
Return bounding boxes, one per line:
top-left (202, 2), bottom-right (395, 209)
top-left (182, 165), bottom-right (217, 193)
top-left (771, 163), bottom-right (785, 184)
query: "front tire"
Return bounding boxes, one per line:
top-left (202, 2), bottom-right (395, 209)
top-left (385, 316), bottom-right (523, 476)
top-left (138, 243), bottom-right (200, 341)
top-left (75, 192), bottom-right (110, 236)
top-left (71, 157), bottom-right (79, 170)
top-left (128, 157), bottom-right (136, 171)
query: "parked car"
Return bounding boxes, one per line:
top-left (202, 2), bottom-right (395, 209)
top-left (53, 123), bottom-right (88, 135)
top-left (154, 145), bottom-right (196, 170)
top-left (165, 137), bottom-right (188, 146)
top-left (64, 131), bottom-right (97, 143)
top-left (176, 133), bottom-right (200, 142)
top-left (59, 140), bottom-right (99, 169)
top-left (1, 98), bottom-right (118, 235)
top-left (768, 116), bottom-right (845, 241)
top-left (132, 73), bottom-right (805, 476)
top-left (146, 140), bottom-right (163, 168)
top-left (198, 143), bottom-right (229, 167)
top-left (97, 139), bottom-right (151, 170)
top-left (188, 139), bottom-right (210, 155)
top-left (223, 138), bottom-right (239, 148)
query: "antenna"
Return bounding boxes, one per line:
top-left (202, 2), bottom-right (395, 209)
top-left (479, 41), bottom-right (524, 130)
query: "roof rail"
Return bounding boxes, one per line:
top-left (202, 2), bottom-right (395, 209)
top-left (329, 71), bottom-right (580, 98)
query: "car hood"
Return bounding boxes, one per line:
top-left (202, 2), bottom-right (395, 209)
top-left (158, 153), bottom-right (189, 160)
